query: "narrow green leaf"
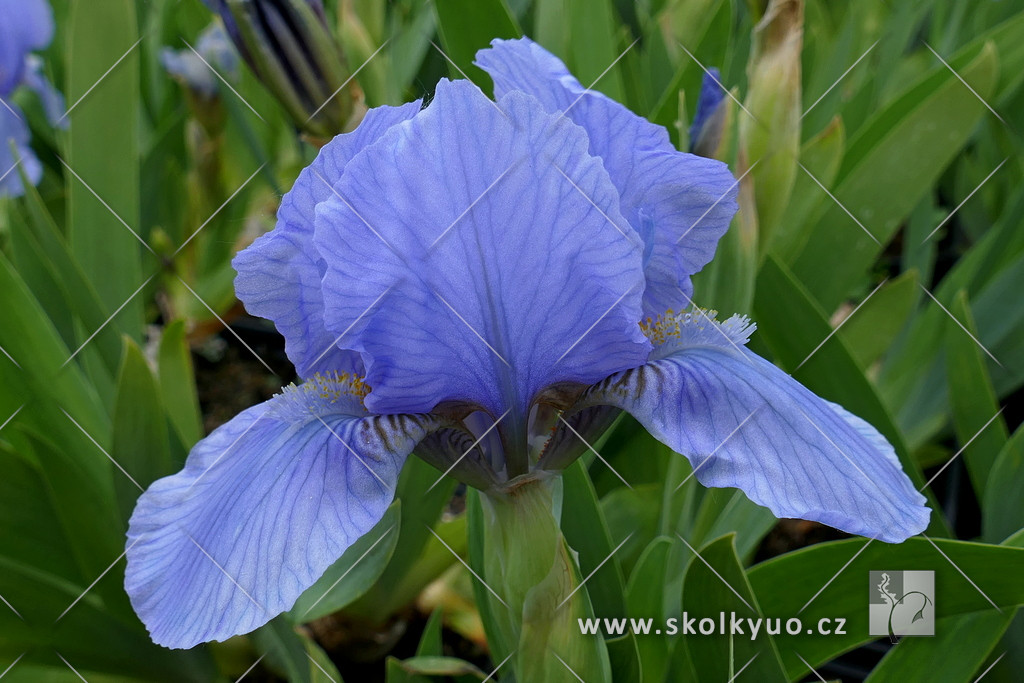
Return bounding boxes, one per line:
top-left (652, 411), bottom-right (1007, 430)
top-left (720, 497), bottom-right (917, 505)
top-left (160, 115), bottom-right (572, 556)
top-left (13, 431), bottom-right (130, 616)
top-left (768, 116), bottom-right (844, 262)
top-left (8, 206), bottom-right (76, 355)
top-left (434, 0), bottom-right (521, 88)
top-left (682, 534), bottom-right (787, 682)
top-left (289, 502), bottom-right (401, 622)
top-left (112, 339), bottom-right (172, 522)
top-left (625, 537), bottom-right (673, 683)
top-left (562, 461), bottom-right (641, 683)
top-left (306, 638), bottom-right (345, 683)
top-left (388, 0), bottom-right (438, 100)
top-left (386, 515), bottom-right (465, 617)
top-left (66, 0), bottom-right (145, 338)
top-left (396, 656), bottom-right (485, 678)
top-left (983, 425), bottom-right (1024, 543)
top-left (0, 260), bottom-right (129, 586)
top-left (0, 254), bottom-right (109, 442)
top-left (7, 177), bottom-right (121, 376)
top-left (157, 320), bottom-right (203, 448)
top-left (690, 490), bottom-right (775, 562)
top-left (661, 0), bottom-right (727, 57)
top-left (925, 11), bottom-right (1024, 106)
top-left (991, 524), bottom-right (1024, 682)
top-left (837, 270), bottom-right (920, 369)
top-left (533, 0), bottom-right (565, 56)
top-left (346, 458), bottom-right (454, 620)
top-left (901, 197), bottom-right (943, 298)
top-left (562, 462), bottom-right (631, 620)
top-left (338, 3), bottom-right (391, 108)
top-left (600, 484), bottom-right (661, 579)
top-left (591, 413), bottom-right (665, 494)
top-left (798, 4), bottom-right (872, 136)
top-left (465, 489), bottom-right (511, 666)
top-left (416, 608), bottom-right (445, 657)
top-left (0, 444), bottom-right (212, 682)
top-left (866, 610), bottom-right (1015, 683)
top-left (253, 617), bottom-right (340, 683)
top-left (385, 657), bottom-right (419, 683)
top-left (945, 290), bottom-right (1008, 498)
top-left (604, 632), bottom-right (641, 683)
top-left (881, 191), bottom-right (1024, 447)
top-left (791, 43), bottom-right (998, 310)
top-left (566, 0), bottom-right (626, 101)
top-left (692, 206), bottom-right (757, 315)
top-left (649, 0), bottom-right (732, 145)
top-left (749, 537), bottom-right (1024, 679)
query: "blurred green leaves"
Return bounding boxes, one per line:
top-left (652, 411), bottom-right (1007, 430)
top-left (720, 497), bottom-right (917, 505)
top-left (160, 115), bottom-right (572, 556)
top-left (750, 538), bottom-right (1024, 679)
top-left (434, 0), bottom-right (520, 87)
top-left (791, 41), bottom-right (999, 311)
top-left (66, 0), bottom-right (144, 341)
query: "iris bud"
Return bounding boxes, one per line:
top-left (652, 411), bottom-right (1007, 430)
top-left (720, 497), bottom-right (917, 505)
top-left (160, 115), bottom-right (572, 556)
top-left (162, 24), bottom-right (238, 134)
top-left (739, 0), bottom-right (803, 240)
top-left (689, 67), bottom-right (729, 158)
top-left (208, 0), bottom-right (360, 138)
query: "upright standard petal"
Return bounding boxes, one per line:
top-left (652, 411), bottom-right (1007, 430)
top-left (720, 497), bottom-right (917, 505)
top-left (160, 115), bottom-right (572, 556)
top-left (576, 312), bottom-right (930, 542)
top-left (125, 373), bottom-right (440, 648)
top-left (232, 101), bottom-right (421, 379)
top-left (314, 79), bottom-right (650, 436)
top-left (475, 38), bottom-right (738, 317)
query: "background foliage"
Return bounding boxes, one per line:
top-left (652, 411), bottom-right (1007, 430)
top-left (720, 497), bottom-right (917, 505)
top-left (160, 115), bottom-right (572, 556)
top-left (0, 0), bottom-right (1022, 680)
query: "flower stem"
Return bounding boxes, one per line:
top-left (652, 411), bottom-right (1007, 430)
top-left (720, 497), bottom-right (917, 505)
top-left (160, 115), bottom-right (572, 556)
top-left (473, 476), bottom-right (612, 682)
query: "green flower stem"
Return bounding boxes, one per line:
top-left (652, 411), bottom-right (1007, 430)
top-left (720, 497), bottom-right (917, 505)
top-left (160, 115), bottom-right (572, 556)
top-left (477, 475), bottom-right (611, 682)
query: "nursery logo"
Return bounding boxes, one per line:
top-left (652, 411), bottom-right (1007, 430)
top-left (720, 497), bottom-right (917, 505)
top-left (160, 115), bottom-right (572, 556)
top-left (868, 571), bottom-right (934, 638)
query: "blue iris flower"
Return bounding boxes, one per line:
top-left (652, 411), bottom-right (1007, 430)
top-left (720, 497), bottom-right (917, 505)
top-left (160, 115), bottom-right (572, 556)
top-left (125, 37), bottom-right (929, 648)
top-left (0, 0), bottom-right (64, 197)
top-left (161, 24), bottom-right (239, 98)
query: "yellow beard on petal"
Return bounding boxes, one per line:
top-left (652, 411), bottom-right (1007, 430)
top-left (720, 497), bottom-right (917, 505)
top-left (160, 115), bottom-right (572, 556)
top-left (640, 308), bottom-right (756, 358)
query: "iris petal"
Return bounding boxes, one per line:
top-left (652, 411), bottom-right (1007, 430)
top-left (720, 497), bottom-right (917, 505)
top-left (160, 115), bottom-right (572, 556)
top-left (314, 79), bottom-right (650, 429)
top-left (125, 374), bottom-right (440, 648)
top-left (0, 104), bottom-right (43, 198)
top-left (475, 38), bottom-right (738, 318)
top-left (9, 0), bottom-right (54, 51)
top-left (0, 0), bottom-right (53, 93)
top-left (577, 313), bottom-right (930, 542)
top-left (232, 101), bottom-right (421, 379)
top-left (23, 55), bottom-right (65, 126)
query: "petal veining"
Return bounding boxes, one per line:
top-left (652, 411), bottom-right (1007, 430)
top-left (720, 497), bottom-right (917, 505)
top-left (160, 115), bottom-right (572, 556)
top-left (475, 38), bottom-right (738, 317)
top-left (578, 311), bottom-right (930, 542)
top-left (125, 373), bottom-right (440, 648)
top-left (313, 79), bottom-right (650, 438)
top-left (232, 101), bottom-right (421, 379)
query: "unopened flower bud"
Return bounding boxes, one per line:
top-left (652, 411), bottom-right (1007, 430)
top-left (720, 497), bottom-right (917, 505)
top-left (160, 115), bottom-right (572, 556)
top-left (689, 67), bottom-right (729, 159)
top-left (207, 0), bottom-right (361, 138)
top-left (739, 0), bottom-right (803, 239)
